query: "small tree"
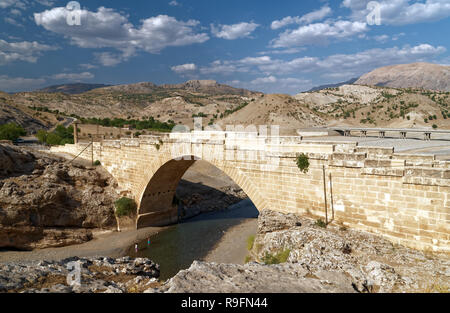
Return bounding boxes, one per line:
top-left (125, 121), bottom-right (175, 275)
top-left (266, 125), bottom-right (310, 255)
top-left (0, 123), bottom-right (26, 141)
top-left (295, 153), bottom-right (310, 174)
top-left (114, 197), bottom-right (137, 217)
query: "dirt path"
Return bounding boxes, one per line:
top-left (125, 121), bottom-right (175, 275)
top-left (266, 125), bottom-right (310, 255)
top-left (203, 218), bottom-right (258, 265)
top-left (0, 226), bottom-right (167, 263)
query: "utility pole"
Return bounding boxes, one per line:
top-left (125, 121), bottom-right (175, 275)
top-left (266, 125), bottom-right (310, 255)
top-left (74, 122), bottom-right (79, 144)
top-left (329, 172), bottom-right (334, 221)
top-left (91, 137), bottom-right (94, 166)
top-left (322, 165), bottom-right (328, 225)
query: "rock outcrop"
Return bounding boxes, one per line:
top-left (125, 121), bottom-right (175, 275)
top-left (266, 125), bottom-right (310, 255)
top-left (0, 145), bottom-right (119, 250)
top-left (159, 261), bottom-right (356, 293)
top-left (250, 210), bottom-right (450, 293)
top-left (0, 256), bottom-right (159, 293)
top-left (159, 209), bottom-right (449, 293)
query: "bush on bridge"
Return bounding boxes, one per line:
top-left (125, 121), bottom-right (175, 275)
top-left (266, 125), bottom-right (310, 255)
top-left (114, 197), bottom-right (137, 217)
top-left (295, 153), bottom-right (310, 174)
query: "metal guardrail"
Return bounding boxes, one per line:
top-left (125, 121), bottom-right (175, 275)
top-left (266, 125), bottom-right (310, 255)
top-left (329, 127), bottom-right (450, 140)
top-left (329, 127), bottom-right (450, 133)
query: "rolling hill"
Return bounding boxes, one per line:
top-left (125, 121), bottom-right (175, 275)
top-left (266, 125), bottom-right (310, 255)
top-left (355, 62), bottom-right (450, 92)
top-left (36, 83), bottom-right (112, 94)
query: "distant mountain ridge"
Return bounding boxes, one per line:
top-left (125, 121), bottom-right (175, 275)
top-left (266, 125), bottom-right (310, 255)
top-left (307, 78), bottom-right (359, 92)
top-left (92, 80), bottom-right (257, 96)
top-left (37, 83), bottom-right (112, 94)
top-left (355, 62), bottom-right (450, 91)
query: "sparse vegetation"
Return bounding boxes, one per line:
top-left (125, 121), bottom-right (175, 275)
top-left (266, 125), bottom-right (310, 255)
top-left (247, 235), bottom-right (255, 251)
top-left (36, 125), bottom-right (74, 146)
top-left (315, 219), bottom-right (327, 228)
top-left (295, 153), bottom-right (310, 173)
top-left (262, 249), bottom-right (291, 264)
top-left (114, 197), bottom-right (137, 217)
top-left (0, 123), bottom-right (26, 141)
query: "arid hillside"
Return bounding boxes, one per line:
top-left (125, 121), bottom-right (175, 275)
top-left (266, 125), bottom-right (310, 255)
top-left (355, 63), bottom-right (450, 92)
top-left (1, 79), bottom-right (449, 135)
top-left (294, 84), bottom-right (450, 129)
top-left (1, 81), bottom-right (260, 130)
top-left (217, 94), bottom-right (326, 134)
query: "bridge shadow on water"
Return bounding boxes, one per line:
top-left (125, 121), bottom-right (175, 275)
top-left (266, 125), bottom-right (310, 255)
top-left (130, 180), bottom-right (259, 280)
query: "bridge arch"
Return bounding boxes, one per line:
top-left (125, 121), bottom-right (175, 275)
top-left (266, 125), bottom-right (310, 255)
top-left (136, 155), bottom-right (268, 229)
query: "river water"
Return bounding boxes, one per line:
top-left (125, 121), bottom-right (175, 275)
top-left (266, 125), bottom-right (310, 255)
top-left (128, 199), bottom-right (258, 280)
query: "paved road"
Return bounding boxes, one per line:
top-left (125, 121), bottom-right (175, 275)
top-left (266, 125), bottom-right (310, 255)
top-left (305, 135), bottom-right (450, 160)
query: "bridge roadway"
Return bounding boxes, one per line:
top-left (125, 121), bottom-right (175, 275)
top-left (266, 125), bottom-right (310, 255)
top-left (329, 127), bottom-right (450, 140)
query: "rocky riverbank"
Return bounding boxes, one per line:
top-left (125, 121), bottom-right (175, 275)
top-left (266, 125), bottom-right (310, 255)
top-left (1, 208), bottom-right (449, 293)
top-left (158, 209), bottom-right (449, 293)
top-left (0, 144), bottom-right (120, 250)
top-left (0, 256), bottom-right (160, 293)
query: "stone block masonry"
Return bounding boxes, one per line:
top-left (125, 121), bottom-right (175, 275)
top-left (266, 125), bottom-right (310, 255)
top-left (50, 133), bottom-right (450, 253)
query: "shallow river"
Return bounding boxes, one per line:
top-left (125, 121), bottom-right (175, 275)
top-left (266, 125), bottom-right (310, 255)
top-left (128, 199), bottom-right (258, 280)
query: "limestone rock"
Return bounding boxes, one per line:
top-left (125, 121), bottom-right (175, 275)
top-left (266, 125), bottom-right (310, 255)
top-left (257, 209), bottom-right (302, 234)
top-left (161, 261), bottom-right (356, 293)
top-left (0, 145), bottom-right (119, 250)
top-left (0, 256), bottom-right (159, 293)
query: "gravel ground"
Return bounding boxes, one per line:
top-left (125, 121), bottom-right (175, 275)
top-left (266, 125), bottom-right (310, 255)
top-left (0, 227), bottom-right (165, 263)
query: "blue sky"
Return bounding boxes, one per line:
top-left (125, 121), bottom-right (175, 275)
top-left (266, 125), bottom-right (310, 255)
top-left (1, 0), bottom-right (449, 94)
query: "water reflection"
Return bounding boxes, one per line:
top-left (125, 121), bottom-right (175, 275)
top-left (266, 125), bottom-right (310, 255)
top-left (129, 199), bottom-right (258, 280)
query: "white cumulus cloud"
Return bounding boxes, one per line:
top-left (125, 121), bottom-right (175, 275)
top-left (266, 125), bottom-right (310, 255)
top-left (211, 22), bottom-right (259, 40)
top-left (271, 20), bottom-right (368, 48)
top-left (271, 5), bottom-right (332, 29)
top-left (50, 72), bottom-right (94, 81)
top-left (171, 63), bottom-right (197, 73)
top-left (34, 6), bottom-right (209, 66)
top-left (0, 75), bottom-right (46, 93)
top-left (0, 39), bottom-right (58, 65)
top-left (343, 0), bottom-right (450, 25)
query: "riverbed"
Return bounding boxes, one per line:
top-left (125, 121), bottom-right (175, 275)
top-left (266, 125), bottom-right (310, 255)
top-left (129, 199), bottom-right (258, 280)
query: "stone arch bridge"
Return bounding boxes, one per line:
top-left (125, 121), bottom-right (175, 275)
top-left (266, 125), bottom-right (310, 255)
top-left (51, 132), bottom-right (450, 253)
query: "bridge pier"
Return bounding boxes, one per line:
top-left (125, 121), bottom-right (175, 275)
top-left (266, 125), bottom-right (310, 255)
top-left (424, 132), bottom-right (432, 141)
top-left (360, 130), bottom-right (367, 137)
top-left (378, 131), bottom-right (386, 138)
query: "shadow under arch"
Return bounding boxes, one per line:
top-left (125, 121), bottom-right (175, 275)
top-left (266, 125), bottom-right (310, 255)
top-left (136, 155), bottom-right (265, 229)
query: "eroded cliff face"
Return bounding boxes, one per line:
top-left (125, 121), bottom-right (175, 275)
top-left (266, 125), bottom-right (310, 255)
top-left (0, 144), bottom-right (119, 250)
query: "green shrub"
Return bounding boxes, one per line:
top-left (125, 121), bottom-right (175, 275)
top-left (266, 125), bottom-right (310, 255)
top-left (0, 123), bottom-right (26, 141)
top-left (262, 249), bottom-right (291, 264)
top-left (295, 153), bottom-right (310, 173)
top-left (432, 124), bottom-right (438, 129)
top-left (35, 125), bottom-right (73, 146)
top-left (114, 197), bottom-right (137, 217)
top-left (93, 160), bottom-right (101, 166)
top-left (315, 219), bottom-right (327, 228)
top-left (247, 235), bottom-right (255, 251)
